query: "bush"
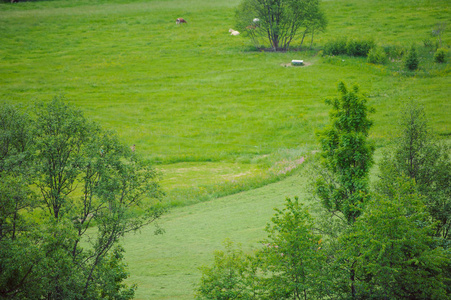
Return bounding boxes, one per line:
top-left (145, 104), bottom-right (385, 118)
top-left (367, 47), bottom-right (387, 64)
top-left (195, 240), bottom-right (257, 299)
top-left (323, 38), bottom-right (347, 55)
top-left (434, 48), bottom-right (447, 63)
top-left (404, 45), bottom-right (419, 70)
top-left (346, 38), bottom-right (375, 57)
top-left (323, 37), bottom-right (375, 57)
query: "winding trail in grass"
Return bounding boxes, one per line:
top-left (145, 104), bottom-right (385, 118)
top-left (123, 171), bottom-right (309, 300)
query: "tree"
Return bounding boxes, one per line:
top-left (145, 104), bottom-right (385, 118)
top-left (235, 0), bottom-right (326, 51)
top-left (0, 99), bottom-right (164, 299)
top-left (0, 103), bottom-right (33, 174)
top-left (0, 104), bottom-right (43, 299)
top-left (341, 176), bottom-right (449, 299)
top-left (315, 82), bottom-right (374, 225)
top-left (404, 44), bottom-right (419, 71)
top-left (377, 102), bottom-right (451, 240)
top-left (300, 1), bottom-right (327, 50)
top-left (312, 82), bottom-right (374, 299)
top-left (257, 197), bottom-right (326, 300)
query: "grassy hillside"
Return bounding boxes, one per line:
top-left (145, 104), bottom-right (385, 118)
top-left (1, 0), bottom-right (450, 205)
top-left (1, 0), bottom-right (450, 298)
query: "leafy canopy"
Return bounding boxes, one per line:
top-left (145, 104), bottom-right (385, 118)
top-left (0, 99), bottom-right (164, 299)
top-left (315, 82), bottom-right (374, 224)
top-left (235, 0), bottom-right (326, 50)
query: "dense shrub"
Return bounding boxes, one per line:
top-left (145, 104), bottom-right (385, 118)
top-left (367, 47), bottom-right (387, 64)
top-left (323, 37), bottom-right (374, 57)
top-left (323, 38), bottom-right (347, 55)
top-left (346, 38), bottom-right (375, 56)
top-left (404, 45), bottom-right (419, 70)
top-left (434, 48), bottom-right (447, 63)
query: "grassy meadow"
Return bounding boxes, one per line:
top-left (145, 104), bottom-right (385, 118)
top-left (1, 0), bottom-right (450, 298)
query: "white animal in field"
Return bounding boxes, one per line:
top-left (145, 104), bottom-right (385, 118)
top-left (253, 18), bottom-right (260, 23)
top-left (229, 28), bottom-right (240, 36)
top-left (176, 18), bottom-right (187, 25)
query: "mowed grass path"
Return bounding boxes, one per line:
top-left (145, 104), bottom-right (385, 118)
top-left (122, 168), bottom-right (309, 299)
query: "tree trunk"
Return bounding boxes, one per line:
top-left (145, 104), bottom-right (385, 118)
top-left (310, 29), bottom-right (315, 49)
top-left (300, 31), bottom-right (307, 49)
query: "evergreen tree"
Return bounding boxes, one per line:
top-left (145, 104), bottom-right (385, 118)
top-left (404, 44), bottom-right (419, 71)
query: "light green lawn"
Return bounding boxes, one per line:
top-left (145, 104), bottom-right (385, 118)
top-left (123, 168), bottom-right (309, 299)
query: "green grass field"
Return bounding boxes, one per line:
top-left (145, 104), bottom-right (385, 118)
top-left (1, 0), bottom-right (450, 298)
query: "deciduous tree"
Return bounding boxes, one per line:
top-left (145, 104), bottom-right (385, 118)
top-left (313, 82), bottom-right (374, 299)
top-left (0, 99), bottom-right (164, 299)
top-left (235, 0), bottom-right (326, 50)
top-left (315, 82), bottom-right (374, 225)
top-left (257, 197), bottom-right (326, 300)
top-left (377, 102), bottom-right (451, 240)
top-left (342, 176), bottom-right (449, 299)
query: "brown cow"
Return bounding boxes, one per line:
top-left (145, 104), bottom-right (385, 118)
top-left (176, 18), bottom-right (187, 25)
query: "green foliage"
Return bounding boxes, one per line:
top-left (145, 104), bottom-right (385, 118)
top-left (323, 38), bottom-right (347, 55)
top-left (423, 38), bottom-right (436, 49)
top-left (404, 44), bottom-right (419, 70)
top-left (0, 103), bottom-right (32, 174)
top-left (96, 246), bottom-right (137, 300)
top-left (235, 0), bottom-right (327, 50)
top-left (345, 38), bottom-right (375, 57)
top-left (196, 240), bottom-right (257, 300)
top-left (257, 197), bottom-right (326, 299)
top-left (323, 37), bottom-right (375, 57)
top-left (315, 82), bottom-right (374, 224)
top-left (33, 99), bottom-right (94, 219)
top-left (367, 46), bottom-right (387, 64)
top-left (434, 48), bottom-right (447, 63)
top-left (384, 44), bottom-right (406, 59)
top-left (377, 102), bottom-right (451, 240)
top-left (196, 197), bottom-right (326, 300)
top-left (0, 1), bottom-right (450, 298)
top-left (0, 100), bottom-right (164, 299)
top-left (342, 177), bottom-right (449, 299)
